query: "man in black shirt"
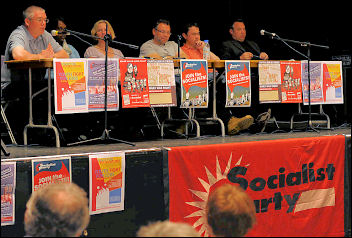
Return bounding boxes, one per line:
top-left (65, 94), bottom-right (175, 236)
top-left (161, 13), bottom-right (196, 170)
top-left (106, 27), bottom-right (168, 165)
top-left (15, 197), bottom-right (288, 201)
top-left (218, 19), bottom-right (271, 135)
top-left (221, 19), bottom-right (269, 60)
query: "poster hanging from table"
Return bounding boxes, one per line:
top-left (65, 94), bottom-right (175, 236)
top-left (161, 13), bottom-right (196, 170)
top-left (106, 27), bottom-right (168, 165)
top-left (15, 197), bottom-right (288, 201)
top-left (147, 60), bottom-right (177, 107)
top-left (87, 59), bottom-right (119, 111)
top-left (168, 135), bottom-right (345, 237)
top-left (302, 61), bottom-right (324, 105)
top-left (32, 156), bottom-right (72, 192)
top-left (89, 151), bottom-right (125, 215)
top-left (280, 61), bottom-right (302, 103)
top-left (1, 162), bottom-right (16, 226)
top-left (225, 60), bottom-right (251, 107)
top-left (54, 59), bottom-right (88, 114)
top-left (180, 59), bottom-right (208, 108)
top-left (322, 61), bottom-right (343, 104)
top-left (119, 58), bottom-right (150, 108)
top-left (258, 61), bottom-right (281, 103)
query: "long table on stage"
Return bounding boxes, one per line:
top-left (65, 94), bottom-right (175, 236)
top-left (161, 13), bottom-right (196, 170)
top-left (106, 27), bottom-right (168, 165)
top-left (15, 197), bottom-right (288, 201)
top-left (5, 59), bottom-right (60, 147)
top-left (5, 58), bottom-right (326, 147)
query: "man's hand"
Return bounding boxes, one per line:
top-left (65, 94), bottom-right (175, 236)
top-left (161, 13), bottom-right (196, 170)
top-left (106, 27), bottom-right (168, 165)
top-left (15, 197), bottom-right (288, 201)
top-left (39, 43), bottom-right (55, 59)
top-left (240, 52), bottom-right (253, 60)
top-left (260, 52), bottom-right (269, 60)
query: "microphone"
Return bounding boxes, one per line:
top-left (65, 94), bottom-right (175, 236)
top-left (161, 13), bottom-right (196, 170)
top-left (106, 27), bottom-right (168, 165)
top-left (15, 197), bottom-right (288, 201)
top-left (260, 29), bottom-right (277, 38)
top-left (51, 30), bottom-right (70, 36)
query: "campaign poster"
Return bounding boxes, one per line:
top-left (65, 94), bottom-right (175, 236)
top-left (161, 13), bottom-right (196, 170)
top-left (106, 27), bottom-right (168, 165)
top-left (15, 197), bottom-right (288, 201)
top-left (54, 59), bottom-right (88, 114)
top-left (280, 61), bottom-right (302, 103)
top-left (1, 162), bottom-right (16, 226)
top-left (119, 58), bottom-right (150, 108)
top-left (225, 61), bottom-right (251, 107)
top-left (87, 59), bottom-right (119, 111)
top-left (180, 59), bottom-right (208, 108)
top-left (258, 61), bottom-right (281, 103)
top-left (147, 60), bottom-right (177, 107)
top-left (32, 156), bottom-right (72, 192)
top-left (322, 61), bottom-right (344, 104)
top-left (302, 61), bottom-right (324, 105)
top-left (89, 151), bottom-right (125, 215)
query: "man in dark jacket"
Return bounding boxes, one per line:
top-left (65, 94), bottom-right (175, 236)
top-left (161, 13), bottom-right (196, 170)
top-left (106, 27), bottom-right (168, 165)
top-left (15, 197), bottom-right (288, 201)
top-left (221, 19), bottom-right (269, 60)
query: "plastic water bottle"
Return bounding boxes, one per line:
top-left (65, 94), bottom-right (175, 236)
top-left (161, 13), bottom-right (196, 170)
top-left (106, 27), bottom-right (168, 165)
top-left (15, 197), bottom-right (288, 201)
top-left (203, 40), bottom-right (211, 60)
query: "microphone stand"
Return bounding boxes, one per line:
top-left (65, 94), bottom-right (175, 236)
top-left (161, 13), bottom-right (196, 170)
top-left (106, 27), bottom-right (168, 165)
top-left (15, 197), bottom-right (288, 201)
top-left (65, 25), bottom-right (138, 146)
top-left (268, 34), bottom-right (329, 132)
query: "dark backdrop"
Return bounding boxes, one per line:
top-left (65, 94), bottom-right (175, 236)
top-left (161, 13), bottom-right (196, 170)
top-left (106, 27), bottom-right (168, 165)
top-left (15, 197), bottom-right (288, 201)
top-left (1, 0), bottom-right (351, 60)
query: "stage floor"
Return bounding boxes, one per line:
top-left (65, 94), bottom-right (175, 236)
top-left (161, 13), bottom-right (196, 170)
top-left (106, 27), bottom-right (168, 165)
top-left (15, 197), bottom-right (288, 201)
top-left (2, 127), bottom-right (350, 160)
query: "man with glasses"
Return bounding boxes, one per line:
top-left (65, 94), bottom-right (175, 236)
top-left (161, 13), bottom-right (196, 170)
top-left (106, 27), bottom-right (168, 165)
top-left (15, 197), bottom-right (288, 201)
top-left (139, 19), bottom-right (186, 59)
top-left (1, 5), bottom-right (68, 144)
top-left (2, 5), bottom-right (68, 84)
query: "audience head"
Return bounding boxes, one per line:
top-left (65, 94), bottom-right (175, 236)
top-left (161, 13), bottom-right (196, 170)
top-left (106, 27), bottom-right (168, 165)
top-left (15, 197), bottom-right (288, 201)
top-left (23, 5), bottom-right (48, 38)
top-left (229, 19), bottom-right (246, 42)
top-left (137, 220), bottom-right (200, 237)
top-left (152, 19), bottom-right (172, 45)
top-left (24, 182), bottom-right (90, 237)
top-left (182, 22), bottom-right (201, 47)
top-left (206, 183), bottom-right (256, 237)
top-left (91, 19), bottom-right (116, 41)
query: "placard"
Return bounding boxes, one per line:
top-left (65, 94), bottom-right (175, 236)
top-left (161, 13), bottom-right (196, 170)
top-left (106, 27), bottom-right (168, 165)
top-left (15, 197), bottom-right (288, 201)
top-left (89, 151), bottom-right (125, 215)
top-left (87, 59), bottom-right (119, 111)
top-left (225, 60), bottom-right (251, 107)
top-left (54, 59), bottom-right (88, 114)
top-left (120, 59), bottom-right (150, 108)
top-left (180, 59), bottom-right (208, 108)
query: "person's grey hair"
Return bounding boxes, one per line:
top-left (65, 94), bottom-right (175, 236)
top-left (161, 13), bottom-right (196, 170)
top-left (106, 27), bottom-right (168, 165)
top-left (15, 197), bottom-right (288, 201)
top-left (137, 220), bottom-right (200, 237)
top-left (25, 182), bottom-right (90, 237)
top-left (23, 5), bottom-right (45, 21)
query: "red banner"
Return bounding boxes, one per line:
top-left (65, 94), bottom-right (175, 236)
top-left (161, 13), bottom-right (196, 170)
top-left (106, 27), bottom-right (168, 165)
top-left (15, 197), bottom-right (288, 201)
top-left (168, 135), bottom-right (345, 237)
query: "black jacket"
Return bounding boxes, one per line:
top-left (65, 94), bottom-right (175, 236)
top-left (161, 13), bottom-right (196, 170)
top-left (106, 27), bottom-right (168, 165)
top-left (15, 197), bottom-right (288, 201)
top-left (221, 39), bottom-right (261, 60)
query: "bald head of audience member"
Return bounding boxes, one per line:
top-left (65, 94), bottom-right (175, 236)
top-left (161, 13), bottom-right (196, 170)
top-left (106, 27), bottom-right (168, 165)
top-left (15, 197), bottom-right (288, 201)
top-left (137, 220), bottom-right (200, 237)
top-left (24, 182), bottom-right (90, 237)
top-left (206, 184), bottom-right (256, 237)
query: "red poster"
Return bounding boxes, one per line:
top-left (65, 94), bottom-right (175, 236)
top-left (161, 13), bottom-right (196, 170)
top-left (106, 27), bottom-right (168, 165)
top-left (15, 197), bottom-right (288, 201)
top-left (119, 59), bottom-right (150, 108)
top-left (168, 135), bottom-right (345, 237)
top-left (280, 61), bottom-right (302, 103)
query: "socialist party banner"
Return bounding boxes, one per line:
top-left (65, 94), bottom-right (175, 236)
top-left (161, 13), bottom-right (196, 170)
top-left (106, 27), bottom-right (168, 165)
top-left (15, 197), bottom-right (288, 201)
top-left (225, 61), bottom-right (251, 107)
top-left (168, 135), bottom-right (345, 237)
top-left (89, 151), bottom-right (125, 215)
top-left (32, 156), bottom-right (72, 192)
top-left (1, 162), bottom-right (16, 226)
top-left (119, 58), bottom-right (150, 108)
top-left (87, 59), bottom-right (119, 111)
top-left (180, 59), bottom-right (208, 108)
top-left (54, 59), bottom-right (88, 114)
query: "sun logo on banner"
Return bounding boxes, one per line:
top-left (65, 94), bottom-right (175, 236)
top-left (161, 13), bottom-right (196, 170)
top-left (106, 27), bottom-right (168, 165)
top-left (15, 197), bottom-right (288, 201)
top-left (184, 153), bottom-right (250, 236)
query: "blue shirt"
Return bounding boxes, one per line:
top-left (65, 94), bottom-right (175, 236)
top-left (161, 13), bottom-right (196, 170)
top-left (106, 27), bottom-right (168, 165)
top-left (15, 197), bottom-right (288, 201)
top-left (1, 25), bottom-right (63, 83)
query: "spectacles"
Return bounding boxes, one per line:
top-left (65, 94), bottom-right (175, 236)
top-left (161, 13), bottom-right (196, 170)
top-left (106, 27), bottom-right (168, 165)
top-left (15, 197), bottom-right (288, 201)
top-left (154, 28), bottom-right (171, 35)
top-left (30, 18), bottom-right (49, 24)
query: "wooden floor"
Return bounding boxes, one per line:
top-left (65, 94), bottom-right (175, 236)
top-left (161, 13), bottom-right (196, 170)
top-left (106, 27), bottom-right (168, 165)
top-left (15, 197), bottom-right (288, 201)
top-left (2, 127), bottom-right (350, 160)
